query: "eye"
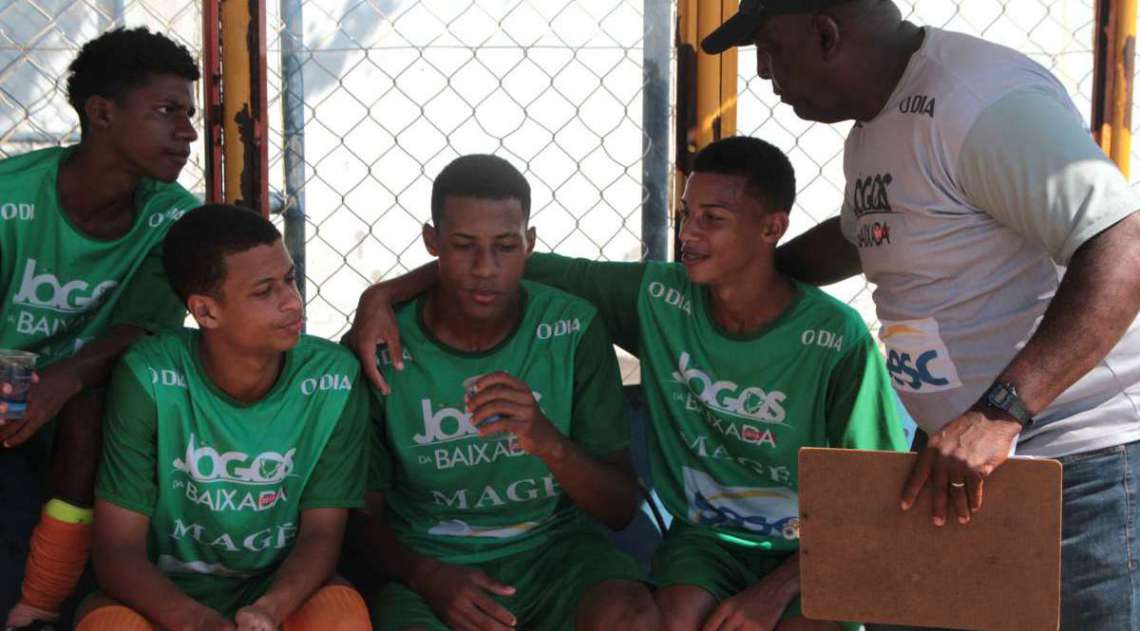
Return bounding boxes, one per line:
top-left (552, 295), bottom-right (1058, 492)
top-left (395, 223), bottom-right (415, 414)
top-left (254, 286), bottom-right (273, 297)
top-left (496, 243), bottom-right (519, 252)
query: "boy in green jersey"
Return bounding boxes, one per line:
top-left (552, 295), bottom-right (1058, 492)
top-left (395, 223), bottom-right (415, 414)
top-left (0, 28), bottom-right (201, 629)
top-left (80, 205), bottom-right (370, 631)
top-left (361, 155), bottom-right (659, 631)
top-left (349, 137), bottom-right (909, 630)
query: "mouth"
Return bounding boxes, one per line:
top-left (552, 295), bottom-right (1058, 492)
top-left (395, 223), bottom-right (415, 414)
top-left (165, 149), bottom-right (191, 163)
top-left (280, 316), bottom-right (305, 333)
top-left (467, 289), bottom-right (500, 305)
top-left (680, 248), bottom-right (709, 265)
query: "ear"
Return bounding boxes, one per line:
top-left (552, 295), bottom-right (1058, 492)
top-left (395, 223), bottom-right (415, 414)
top-left (812, 14), bottom-right (842, 61)
top-left (84, 95), bottom-right (115, 133)
top-left (187, 294), bottom-right (222, 330)
top-left (762, 211), bottom-right (790, 244)
top-left (525, 227), bottom-right (536, 256)
top-left (422, 222), bottom-right (439, 257)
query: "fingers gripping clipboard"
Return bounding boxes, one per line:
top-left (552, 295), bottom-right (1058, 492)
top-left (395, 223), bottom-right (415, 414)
top-left (798, 448), bottom-right (1061, 631)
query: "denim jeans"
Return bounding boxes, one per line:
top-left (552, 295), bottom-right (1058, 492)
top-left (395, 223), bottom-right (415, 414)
top-left (869, 439), bottom-right (1140, 631)
top-left (1056, 441), bottom-right (1140, 630)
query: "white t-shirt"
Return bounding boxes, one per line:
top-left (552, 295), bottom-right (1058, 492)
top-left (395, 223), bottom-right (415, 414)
top-left (840, 27), bottom-right (1140, 458)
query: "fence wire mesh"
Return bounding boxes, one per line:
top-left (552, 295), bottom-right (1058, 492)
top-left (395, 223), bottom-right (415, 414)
top-left (0, 0), bottom-right (206, 191)
top-left (1, 0), bottom-right (1136, 381)
top-left (263, 0), bottom-right (657, 347)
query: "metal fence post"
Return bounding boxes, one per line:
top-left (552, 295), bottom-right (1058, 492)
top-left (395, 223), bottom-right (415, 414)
top-left (642, 0), bottom-right (672, 261)
top-left (281, 0), bottom-right (308, 303)
top-left (1093, 0), bottom-right (1137, 177)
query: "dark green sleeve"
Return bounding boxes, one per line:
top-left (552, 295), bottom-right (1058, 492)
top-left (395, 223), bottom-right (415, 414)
top-left (110, 243), bottom-right (186, 333)
top-left (366, 390), bottom-right (393, 493)
top-left (300, 379), bottom-right (370, 510)
top-left (95, 360), bottom-right (159, 516)
top-left (568, 316), bottom-right (631, 459)
top-left (825, 333), bottom-right (908, 451)
top-left (525, 252), bottom-right (646, 355)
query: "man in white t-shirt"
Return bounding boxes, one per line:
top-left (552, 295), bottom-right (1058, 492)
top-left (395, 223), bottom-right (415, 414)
top-left (704, 0), bottom-right (1140, 628)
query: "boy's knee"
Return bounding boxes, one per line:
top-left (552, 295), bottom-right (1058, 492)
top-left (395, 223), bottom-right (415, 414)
top-left (74, 603), bottom-right (154, 631)
top-left (577, 580), bottom-right (660, 631)
top-left (283, 583), bottom-right (370, 631)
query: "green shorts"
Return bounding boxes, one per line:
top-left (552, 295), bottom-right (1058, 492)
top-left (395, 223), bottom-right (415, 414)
top-left (651, 522), bottom-right (858, 630)
top-left (375, 526), bottom-right (643, 631)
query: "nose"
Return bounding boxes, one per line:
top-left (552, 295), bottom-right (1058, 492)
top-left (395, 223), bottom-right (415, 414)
top-left (678, 212), bottom-right (699, 244)
top-left (176, 115), bottom-right (198, 143)
top-left (472, 246), bottom-right (497, 279)
top-left (756, 50), bottom-right (773, 80)
top-left (282, 282), bottom-right (303, 314)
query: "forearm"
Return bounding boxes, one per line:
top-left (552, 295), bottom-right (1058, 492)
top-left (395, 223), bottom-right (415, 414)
top-left (47, 325), bottom-right (147, 393)
top-left (252, 531), bottom-right (341, 624)
top-left (542, 442), bottom-right (640, 529)
top-left (775, 217), bottom-right (861, 286)
top-left (997, 213), bottom-right (1140, 414)
top-left (96, 551), bottom-right (210, 630)
top-left (752, 551), bottom-right (801, 603)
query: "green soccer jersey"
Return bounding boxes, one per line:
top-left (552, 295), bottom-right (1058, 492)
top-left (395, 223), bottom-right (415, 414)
top-left (526, 254), bottom-right (907, 551)
top-left (0, 147), bottom-right (198, 366)
top-left (96, 330), bottom-right (369, 616)
top-left (368, 281), bottom-right (630, 564)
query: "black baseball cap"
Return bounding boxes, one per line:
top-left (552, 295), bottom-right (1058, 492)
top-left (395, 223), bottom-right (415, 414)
top-left (701, 0), bottom-right (855, 54)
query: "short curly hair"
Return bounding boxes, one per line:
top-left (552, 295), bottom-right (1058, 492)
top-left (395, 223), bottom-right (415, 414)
top-left (67, 27), bottom-right (199, 137)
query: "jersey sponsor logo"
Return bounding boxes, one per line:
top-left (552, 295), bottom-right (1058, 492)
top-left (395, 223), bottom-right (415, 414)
top-left (0, 202), bottom-right (34, 222)
top-left (173, 433), bottom-right (297, 486)
top-left (174, 479), bottom-right (289, 512)
top-left (800, 329), bottom-right (844, 352)
top-left (13, 310), bottom-right (86, 338)
top-left (683, 432), bottom-right (791, 484)
top-left (379, 347), bottom-right (414, 367)
top-left (170, 518), bottom-right (297, 553)
top-left (851, 173), bottom-right (894, 217)
top-left (856, 221), bottom-right (892, 248)
top-left (12, 258), bottom-right (118, 314)
top-left (427, 437), bottom-right (525, 470)
top-left (899, 94), bottom-right (936, 118)
top-left (299, 373), bottom-right (352, 395)
top-left (682, 467), bottom-right (800, 540)
top-left (429, 475), bottom-right (560, 511)
top-left (648, 281), bottom-right (692, 315)
top-left (879, 318), bottom-right (962, 393)
top-left (414, 391), bottom-right (543, 446)
top-left (147, 205), bottom-right (188, 228)
top-left (427, 519), bottom-right (543, 539)
top-left (535, 318), bottom-right (580, 340)
top-left (672, 352), bottom-right (787, 424)
top-left (157, 554), bottom-right (251, 578)
top-left (149, 368), bottom-right (188, 388)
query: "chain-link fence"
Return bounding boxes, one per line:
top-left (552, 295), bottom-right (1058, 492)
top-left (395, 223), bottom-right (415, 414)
top-left (2, 0), bottom-right (1137, 377)
top-left (0, 0), bottom-right (206, 191)
top-left (263, 0), bottom-right (664, 349)
top-left (737, 0), bottom-right (1126, 339)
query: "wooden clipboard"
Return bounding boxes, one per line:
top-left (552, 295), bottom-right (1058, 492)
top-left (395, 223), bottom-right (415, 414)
top-left (798, 448), bottom-right (1061, 631)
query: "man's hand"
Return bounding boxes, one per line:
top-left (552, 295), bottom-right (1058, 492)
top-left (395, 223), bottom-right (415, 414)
top-left (0, 365), bottom-right (81, 447)
top-left (347, 284), bottom-right (404, 395)
top-left (234, 604), bottom-right (277, 631)
top-left (900, 406), bottom-right (1022, 526)
top-left (417, 562), bottom-right (517, 631)
top-left (701, 573), bottom-right (795, 631)
top-left (466, 372), bottom-right (568, 460)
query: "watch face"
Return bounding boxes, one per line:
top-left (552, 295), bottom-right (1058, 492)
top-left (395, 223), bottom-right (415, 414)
top-left (990, 386), bottom-right (1010, 405)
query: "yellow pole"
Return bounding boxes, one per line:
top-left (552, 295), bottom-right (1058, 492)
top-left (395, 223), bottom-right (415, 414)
top-left (675, 0), bottom-right (739, 257)
top-left (219, 0), bottom-right (269, 215)
top-left (1108, 0), bottom-right (1136, 177)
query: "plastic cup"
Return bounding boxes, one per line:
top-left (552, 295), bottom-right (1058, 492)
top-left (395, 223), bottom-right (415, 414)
top-left (463, 374), bottom-right (503, 432)
top-left (0, 350), bottom-right (37, 421)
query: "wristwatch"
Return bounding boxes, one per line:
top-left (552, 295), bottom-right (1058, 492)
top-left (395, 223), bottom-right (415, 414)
top-left (983, 381), bottom-right (1034, 427)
